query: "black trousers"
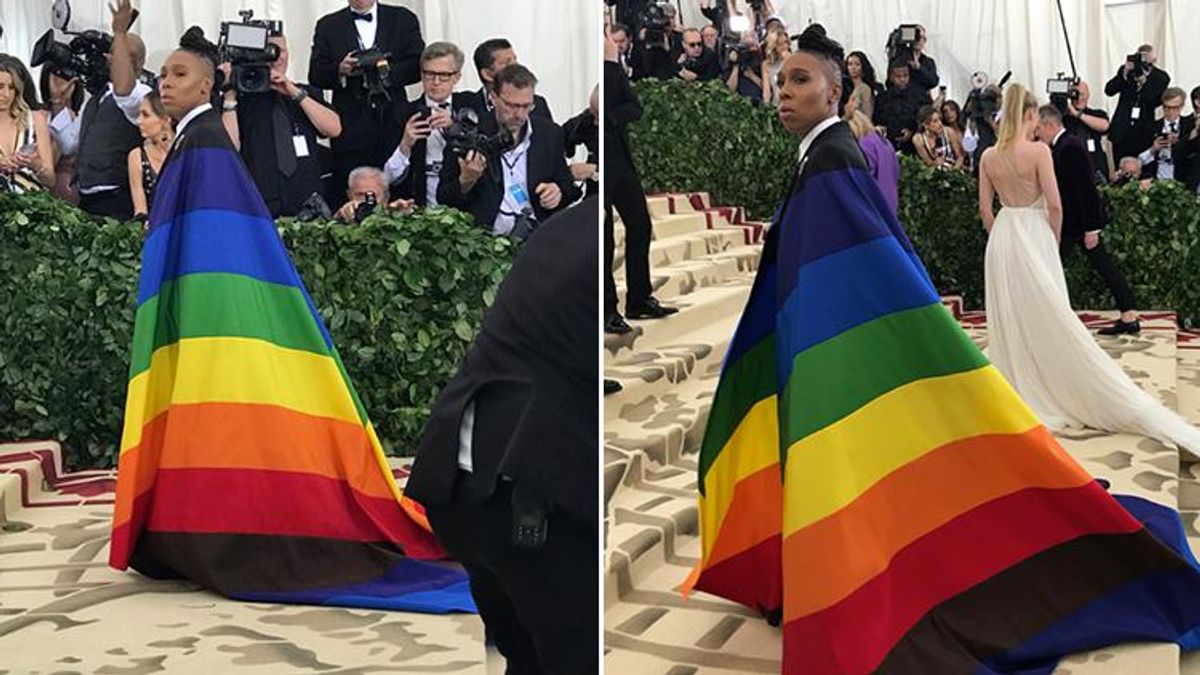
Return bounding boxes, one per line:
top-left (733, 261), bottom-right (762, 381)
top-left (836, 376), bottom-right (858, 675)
top-left (79, 187), bottom-right (134, 221)
top-left (1059, 233), bottom-right (1137, 313)
top-left (604, 170), bottom-right (652, 317)
top-left (425, 480), bottom-right (597, 675)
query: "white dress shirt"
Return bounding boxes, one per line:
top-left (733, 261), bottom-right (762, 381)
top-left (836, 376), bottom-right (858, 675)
top-left (352, 0), bottom-right (379, 49)
top-left (383, 94), bottom-right (453, 204)
top-left (79, 81), bottom-right (153, 194)
top-left (1139, 117), bottom-right (1180, 180)
top-left (49, 108), bottom-right (81, 157)
top-left (493, 120), bottom-right (534, 236)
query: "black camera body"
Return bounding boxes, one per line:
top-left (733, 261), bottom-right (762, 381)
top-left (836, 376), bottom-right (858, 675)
top-left (31, 29), bottom-right (115, 95)
top-left (443, 109), bottom-right (515, 160)
top-left (641, 3), bottom-right (671, 46)
top-left (1047, 74), bottom-right (1081, 115)
top-left (965, 85), bottom-right (1002, 124)
top-left (1126, 51), bottom-right (1151, 80)
top-left (354, 192), bottom-right (379, 224)
top-left (350, 46), bottom-right (393, 107)
top-left (885, 23), bottom-right (921, 66)
top-left (218, 10), bottom-right (282, 94)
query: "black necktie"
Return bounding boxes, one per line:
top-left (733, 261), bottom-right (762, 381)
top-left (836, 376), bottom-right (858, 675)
top-left (352, 11), bottom-right (372, 21)
top-left (274, 98), bottom-right (297, 178)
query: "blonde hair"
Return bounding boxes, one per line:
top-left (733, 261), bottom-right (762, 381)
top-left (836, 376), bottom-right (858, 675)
top-left (996, 82), bottom-right (1037, 153)
top-left (846, 109), bottom-right (874, 140)
top-left (0, 61), bottom-right (30, 137)
top-left (765, 27), bottom-right (790, 63)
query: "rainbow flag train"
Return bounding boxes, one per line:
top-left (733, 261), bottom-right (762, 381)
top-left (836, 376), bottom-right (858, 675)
top-left (109, 112), bottom-right (475, 614)
top-left (686, 124), bottom-right (1200, 673)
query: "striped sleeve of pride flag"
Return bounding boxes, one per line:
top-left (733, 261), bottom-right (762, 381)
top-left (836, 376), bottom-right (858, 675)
top-left (110, 145), bottom-right (436, 572)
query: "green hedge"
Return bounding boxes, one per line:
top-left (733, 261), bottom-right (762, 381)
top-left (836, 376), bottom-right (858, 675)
top-left (0, 192), bottom-right (511, 468)
top-left (630, 79), bottom-right (1200, 327)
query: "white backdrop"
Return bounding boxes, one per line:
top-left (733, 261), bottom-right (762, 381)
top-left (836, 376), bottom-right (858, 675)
top-left (665, 0), bottom-right (1194, 119)
top-left (0, 0), bottom-right (599, 121)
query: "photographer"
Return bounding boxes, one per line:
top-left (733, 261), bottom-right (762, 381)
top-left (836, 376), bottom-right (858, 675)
top-left (335, 165), bottom-right (413, 222)
top-left (221, 30), bottom-right (342, 218)
top-left (437, 64), bottom-right (580, 237)
top-left (725, 32), bottom-right (764, 102)
top-left (467, 39), bottom-right (553, 123)
top-left (1060, 80), bottom-right (1110, 184)
top-left (40, 68), bottom-right (84, 203)
top-left (562, 85), bottom-right (599, 199)
top-left (75, 0), bottom-right (151, 219)
top-left (382, 41), bottom-right (473, 207)
top-left (1111, 156), bottom-right (1146, 187)
top-left (676, 29), bottom-right (721, 82)
top-left (1105, 44), bottom-right (1170, 162)
top-left (908, 25), bottom-right (938, 91)
top-left (631, 5), bottom-right (682, 81)
top-left (309, 0), bottom-right (425, 207)
top-left (1136, 87), bottom-right (1193, 183)
top-left (873, 60), bottom-right (926, 153)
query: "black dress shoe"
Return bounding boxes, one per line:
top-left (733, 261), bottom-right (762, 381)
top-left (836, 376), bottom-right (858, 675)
top-left (605, 313), bottom-right (633, 334)
top-left (604, 379), bottom-right (623, 395)
top-left (626, 296), bottom-right (679, 320)
top-left (1098, 319), bottom-right (1141, 336)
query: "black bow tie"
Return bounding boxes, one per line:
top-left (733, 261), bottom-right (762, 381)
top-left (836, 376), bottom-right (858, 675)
top-left (352, 11), bottom-right (373, 22)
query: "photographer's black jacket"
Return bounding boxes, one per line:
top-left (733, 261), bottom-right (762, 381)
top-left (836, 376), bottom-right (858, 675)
top-left (562, 107), bottom-right (598, 199)
top-left (436, 116), bottom-right (581, 232)
top-left (911, 53), bottom-right (938, 90)
top-left (1064, 107), bottom-right (1111, 184)
top-left (1104, 64), bottom-right (1169, 158)
top-left (682, 48), bottom-right (722, 82)
top-left (308, 3), bottom-right (424, 154)
top-left (235, 86), bottom-right (331, 218)
top-left (390, 91), bottom-right (476, 206)
top-left (873, 84), bottom-right (927, 152)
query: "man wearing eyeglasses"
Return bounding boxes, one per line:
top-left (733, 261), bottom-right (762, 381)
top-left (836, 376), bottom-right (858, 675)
top-left (309, 0), bottom-right (425, 208)
top-left (1137, 87), bottom-right (1195, 183)
top-left (383, 42), bottom-right (473, 207)
top-left (676, 28), bottom-right (720, 82)
top-left (438, 64), bottom-right (580, 236)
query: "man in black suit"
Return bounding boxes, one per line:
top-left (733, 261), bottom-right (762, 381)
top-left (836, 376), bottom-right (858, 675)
top-left (437, 64), bottom-right (579, 235)
top-left (1036, 104), bottom-right (1141, 335)
top-left (1179, 86), bottom-right (1200, 192)
top-left (604, 27), bottom-right (676, 334)
top-left (467, 39), bottom-right (554, 123)
top-left (1136, 87), bottom-right (1197, 185)
top-left (382, 41), bottom-right (474, 206)
top-left (1105, 44), bottom-right (1170, 163)
top-left (405, 197), bottom-right (598, 675)
top-left (309, 0), bottom-right (425, 206)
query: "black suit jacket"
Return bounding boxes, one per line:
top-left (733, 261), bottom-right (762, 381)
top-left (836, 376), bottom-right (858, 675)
top-left (1105, 65), bottom-right (1170, 152)
top-left (463, 86), bottom-right (554, 125)
top-left (1051, 132), bottom-right (1107, 239)
top-left (605, 61), bottom-right (642, 182)
top-left (308, 4), bottom-right (425, 154)
top-left (437, 116), bottom-right (581, 231)
top-left (406, 198), bottom-right (598, 526)
top-left (390, 92), bottom-right (476, 206)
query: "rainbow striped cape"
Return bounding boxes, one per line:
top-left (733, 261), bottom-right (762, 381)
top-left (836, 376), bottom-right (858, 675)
top-left (686, 121), bottom-right (1200, 672)
top-left (109, 110), bottom-right (474, 614)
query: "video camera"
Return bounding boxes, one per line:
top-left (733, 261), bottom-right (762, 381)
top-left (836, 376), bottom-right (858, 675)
top-left (443, 109), bottom-right (515, 160)
top-left (218, 10), bottom-right (282, 94)
top-left (885, 23), bottom-right (921, 66)
top-left (348, 46), bottom-right (393, 107)
top-left (1046, 74), bottom-right (1081, 115)
top-left (30, 1), bottom-right (141, 96)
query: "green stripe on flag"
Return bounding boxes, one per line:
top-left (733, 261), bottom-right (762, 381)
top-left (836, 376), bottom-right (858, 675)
top-left (698, 335), bottom-right (777, 493)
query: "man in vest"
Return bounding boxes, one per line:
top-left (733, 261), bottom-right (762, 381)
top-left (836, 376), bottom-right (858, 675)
top-left (76, 0), bottom-right (151, 220)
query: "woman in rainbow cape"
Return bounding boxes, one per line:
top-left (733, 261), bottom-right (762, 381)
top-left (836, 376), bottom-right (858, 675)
top-left (108, 26), bottom-right (474, 615)
top-left (685, 24), bottom-right (1200, 673)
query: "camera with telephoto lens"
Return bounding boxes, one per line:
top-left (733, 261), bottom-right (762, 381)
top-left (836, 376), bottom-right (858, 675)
top-left (885, 23), bottom-right (921, 66)
top-left (354, 192), bottom-right (379, 224)
top-left (218, 10), bottom-right (282, 95)
top-left (443, 109), bottom-right (515, 160)
top-left (1126, 51), bottom-right (1151, 80)
top-left (641, 2), bottom-right (671, 46)
top-left (1046, 74), bottom-right (1081, 115)
top-left (31, 28), bottom-right (117, 95)
top-left (350, 46), bottom-right (393, 107)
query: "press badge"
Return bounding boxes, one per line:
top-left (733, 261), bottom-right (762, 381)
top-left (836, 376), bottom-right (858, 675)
top-left (293, 135), bottom-right (311, 158)
top-left (1131, 107), bottom-right (1141, 120)
top-left (1087, 138), bottom-right (1097, 153)
top-left (508, 183), bottom-right (531, 208)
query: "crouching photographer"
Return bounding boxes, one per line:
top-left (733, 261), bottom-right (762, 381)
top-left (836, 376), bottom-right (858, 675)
top-left (217, 13), bottom-right (343, 218)
top-left (437, 64), bottom-right (580, 241)
top-left (335, 165), bottom-right (413, 223)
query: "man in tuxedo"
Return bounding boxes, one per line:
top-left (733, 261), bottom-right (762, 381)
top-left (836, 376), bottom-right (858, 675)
top-left (382, 41), bottom-right (473, 206)
top-left (1105, 44), bottom-right (1170, 163)
top-left (604, 27), bottom-right (676, 334)
top-left (1137, 87), bottom-right (1197, 184)
top-left (467, 39), bottom-right (554, 123)
top-left (309, 0), bottom-right (425, 206)
top-left (1036, 105), bottom-right (1141, 335)
top-left (1179, 86), bottom-right (1200, 192)
top-left (437, 64), bottom-right (579, 236)
top-left (405, 197), bottom-right (598, 675)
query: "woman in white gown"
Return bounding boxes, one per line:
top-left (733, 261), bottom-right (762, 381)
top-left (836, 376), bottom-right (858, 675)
top-left (979, 83), bottom-right (1200, 455)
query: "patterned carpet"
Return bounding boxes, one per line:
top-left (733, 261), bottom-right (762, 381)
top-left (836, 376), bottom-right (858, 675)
top-left (0, 442), bottom-right (501, 674)
top-left (605, 193), bottom-right (1200, 675)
